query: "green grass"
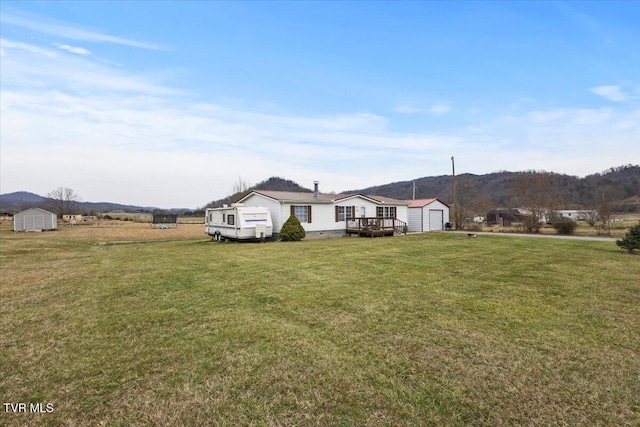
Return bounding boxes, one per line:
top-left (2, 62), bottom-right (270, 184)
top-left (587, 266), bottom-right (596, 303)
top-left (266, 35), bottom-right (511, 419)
top-left (1, 229), bottom-right (639, 426)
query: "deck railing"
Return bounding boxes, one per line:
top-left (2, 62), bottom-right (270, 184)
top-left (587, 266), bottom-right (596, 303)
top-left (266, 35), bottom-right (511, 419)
top-left (346, 217), bottom-right (408, 237)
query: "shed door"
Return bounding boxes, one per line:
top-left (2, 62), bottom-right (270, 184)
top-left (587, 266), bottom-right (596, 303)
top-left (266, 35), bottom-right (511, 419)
top-left (429, 210), bottom-right (443, 231)
top-left (24, 215), bottom-right (45, 231)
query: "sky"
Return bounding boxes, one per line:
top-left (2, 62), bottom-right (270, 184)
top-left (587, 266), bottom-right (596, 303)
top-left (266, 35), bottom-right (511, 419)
top-left (1, 1), bottom-right (639, 208)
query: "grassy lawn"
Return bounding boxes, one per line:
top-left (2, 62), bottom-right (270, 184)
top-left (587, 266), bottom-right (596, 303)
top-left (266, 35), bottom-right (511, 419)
top-left (1, 227), bottom-right (639, 426)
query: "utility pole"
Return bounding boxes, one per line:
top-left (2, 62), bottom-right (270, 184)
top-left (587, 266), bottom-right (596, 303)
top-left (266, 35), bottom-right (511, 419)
top-left (413, 181), bottom-right (416, 200)
top-left (451, 156), bottom-right (457, 229)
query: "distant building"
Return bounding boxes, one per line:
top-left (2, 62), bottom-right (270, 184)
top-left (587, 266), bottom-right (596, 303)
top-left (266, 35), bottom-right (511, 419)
top-left (551, 210), bottom-right (589, 222)
top-left (13, 208), bottom-right (57, 232)
top-left (486, 208), bottom-right (530, 226)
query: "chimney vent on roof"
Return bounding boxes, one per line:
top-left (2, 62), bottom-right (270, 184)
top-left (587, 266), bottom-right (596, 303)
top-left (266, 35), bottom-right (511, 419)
top-left (313, 181), bottom-right (319, 199)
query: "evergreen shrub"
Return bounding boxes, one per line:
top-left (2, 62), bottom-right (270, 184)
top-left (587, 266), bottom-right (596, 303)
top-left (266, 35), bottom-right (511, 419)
top-left (616, 222), bottom-right (640, 254)
top-left (280, 215), bottom-right (306, 241)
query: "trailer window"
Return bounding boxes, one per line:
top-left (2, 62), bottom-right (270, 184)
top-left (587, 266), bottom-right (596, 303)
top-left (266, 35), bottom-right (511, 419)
top-left (227, 214), bottom-right (235, 225)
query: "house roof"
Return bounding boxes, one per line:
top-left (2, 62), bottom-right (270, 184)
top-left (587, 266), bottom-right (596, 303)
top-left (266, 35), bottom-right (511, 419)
top-left (405, 198), bottom-right (448, 208)
top-left (240, 190), bottom-right (408, 205)
top-left (245, 190), bottom-right (335, 203)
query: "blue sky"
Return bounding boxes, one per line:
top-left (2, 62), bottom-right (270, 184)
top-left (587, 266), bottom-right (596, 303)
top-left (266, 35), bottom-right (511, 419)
top-left (1, 1), bottom-right (638, 208)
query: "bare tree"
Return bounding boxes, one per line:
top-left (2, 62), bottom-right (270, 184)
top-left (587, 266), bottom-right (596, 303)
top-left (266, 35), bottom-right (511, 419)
top-left (47, 187), bottom-right (80, 217)
top-left (453, 176), bottom-right (475, 230)
top-left (595, 193), bottom-right (613, 236)
top-left (510, 171), bottom-right (559, 233)
top-left (231, 176), bottom-right (251, 195)
top-left (583, 209), bottom-right (599, 227)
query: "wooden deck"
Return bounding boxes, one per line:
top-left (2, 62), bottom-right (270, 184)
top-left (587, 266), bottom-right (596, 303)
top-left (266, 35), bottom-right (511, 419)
top-left (346, 217), bottom-right (408, 237)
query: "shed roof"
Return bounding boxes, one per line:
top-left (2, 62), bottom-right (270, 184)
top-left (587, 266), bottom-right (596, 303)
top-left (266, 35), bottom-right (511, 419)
top-left (16, 207), bottom-right (56, 215)
top-left (406, 198), bottom-right (449, 208)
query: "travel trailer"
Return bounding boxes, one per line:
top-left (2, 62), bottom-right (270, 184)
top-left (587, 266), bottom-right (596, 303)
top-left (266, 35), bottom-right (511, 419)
top-left (205, 204), bottom-right (273, 241)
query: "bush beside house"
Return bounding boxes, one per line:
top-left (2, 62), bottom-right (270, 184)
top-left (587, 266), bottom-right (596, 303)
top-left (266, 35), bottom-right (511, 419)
top-left (280, 215), bottom-right (305, 241)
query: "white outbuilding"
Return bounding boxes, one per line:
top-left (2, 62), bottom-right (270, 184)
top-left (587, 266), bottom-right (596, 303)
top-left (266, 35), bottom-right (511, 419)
top-left (13, 208), bottom-right (58, 232)
top-left (406, 198), bottom-right (450, 232)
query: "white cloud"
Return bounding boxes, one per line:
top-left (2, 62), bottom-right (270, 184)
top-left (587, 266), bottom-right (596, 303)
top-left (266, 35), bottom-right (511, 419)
top-left (1, 9), bottom-right (162, 50)
top-left (0, 38), bottom-right (58, 58)
top-left (2, 16), bottom-right (639, 207)
top-left (54, 42), bottom-right (91, 55)
top-left (4, 75), bottom-right (638, 206)
top-left (1, 40), bottom-right (181, 96)
top-left (590, 85), bottom-right (628, 102)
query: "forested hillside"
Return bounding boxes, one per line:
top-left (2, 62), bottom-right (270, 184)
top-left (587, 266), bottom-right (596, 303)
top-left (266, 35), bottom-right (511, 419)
top-left (349, 164), bottom-right (640, 214)
top-left (204, 177), bottom-right (312, 208)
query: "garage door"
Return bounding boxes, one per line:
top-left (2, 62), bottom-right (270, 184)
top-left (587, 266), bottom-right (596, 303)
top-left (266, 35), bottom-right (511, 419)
top-left (429, 210), bottom-right (443, 231)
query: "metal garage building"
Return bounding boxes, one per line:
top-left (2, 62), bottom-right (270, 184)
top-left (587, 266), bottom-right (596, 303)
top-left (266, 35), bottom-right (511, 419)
top-left (13, 208), bottom-right (58, 232)
top-left (406, 199), bottom-right (450, 232)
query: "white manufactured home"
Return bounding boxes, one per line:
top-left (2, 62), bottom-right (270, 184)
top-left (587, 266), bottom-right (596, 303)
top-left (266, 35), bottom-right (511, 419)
top-left (553, 210), bottom-right (589, 221)
top-left (14, 208), bottom-right (57, 232)
top-left (205, 204), bottom-right (273, 241)
top-left (237, 184), bottom-right (409, 239)
top-left (406, 199), bottom-right (450, 232)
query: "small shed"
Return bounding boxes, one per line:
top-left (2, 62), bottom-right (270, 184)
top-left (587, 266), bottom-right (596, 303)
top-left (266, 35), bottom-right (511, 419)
top-left (14, 208), bottom-right (58, 232)
top-left (406, 198), bottom-right (450, 232)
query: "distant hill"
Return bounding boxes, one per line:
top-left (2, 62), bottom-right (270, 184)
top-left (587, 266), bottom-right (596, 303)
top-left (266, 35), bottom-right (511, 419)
top-left (0, 191), bottom-right (45, 205)
top-left (204, 177), bottom-right (312, 208)
top-left (0, 191), bottom-right (160, 214)
top-left (0, 192), bottom-right (46, 212)
top-left (347, 164), bottom-right (640, 214)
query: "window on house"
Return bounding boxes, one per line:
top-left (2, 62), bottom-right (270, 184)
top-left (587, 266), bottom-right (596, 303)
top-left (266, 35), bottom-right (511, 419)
top-left (376, 206), bottom-right (396, 218)
top-left (292, 205), bottom-right (311, 223)
top-left (336, 206), bottom-right (355, 222)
